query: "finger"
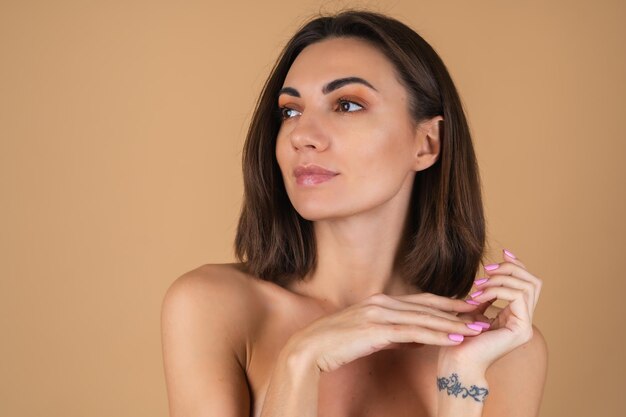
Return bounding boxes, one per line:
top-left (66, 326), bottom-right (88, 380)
top-left (482, 262), bottom-right (542, 290)
top-left (372, 308), bottom-right (485, 336)
top-left (464, 282), bottom-right (497, 312)
top-left (502, 248), bottom-right (527, 269)
top-left (469, 286), bottom-right (532, 322)
top-left (393, 292), bottom-right (479, 314)
top-left (380, 323), bottom-right (474, 347)
top-left (473, 275), bottom-right (537, 309)
top-left (470, 297), bottom-right (496, 316)
top-left (365, 293), bottom-right (478, 318)
top-left (456, 312), bottom-right (493, 329)
top-left (383, 296), bottom-right (471, 322)
top-left (478, 262), bottom-right (542, 307)
top-left (380, 342), bottom-right (425, 351)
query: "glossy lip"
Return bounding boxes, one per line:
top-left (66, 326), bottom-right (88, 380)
top-left (293, 164), bottom-right (339, 186)
top-left (293, 164), bottom-right (339, 177)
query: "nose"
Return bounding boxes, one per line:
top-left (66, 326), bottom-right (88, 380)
top-left (287, 110), bottom-right (330, 152)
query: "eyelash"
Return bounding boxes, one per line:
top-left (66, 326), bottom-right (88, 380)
top-left (277, 98), bottom-right (365, 121)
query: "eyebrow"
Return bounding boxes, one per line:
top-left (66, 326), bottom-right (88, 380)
top-left (277, 76), bottom-right (378, 98)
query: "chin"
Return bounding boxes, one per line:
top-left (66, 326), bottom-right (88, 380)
top-left (290, 198), bottom-right (374, 222)
top-left (292, 204), bottom-right (340, 222)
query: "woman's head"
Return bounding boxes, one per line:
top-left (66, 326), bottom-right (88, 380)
top-left (235, 10), bottom-right (485, 298)
top-left (275, 36), bottom-right (442, 222)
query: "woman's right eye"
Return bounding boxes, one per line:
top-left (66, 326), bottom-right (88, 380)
top-left (279, 107), bottom-right (301, 120)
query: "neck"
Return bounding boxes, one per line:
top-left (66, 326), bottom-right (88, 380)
top-left (288, 176), bottom-right (421, 310)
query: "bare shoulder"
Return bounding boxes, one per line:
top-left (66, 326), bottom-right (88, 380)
top-left (161, 263), bottom-right (266, 365)
top-left (483, 323), bottom-right (549, 416)
top-left (164, 262), bottom-right (263, 303)
top-left (160, 263), bottom-right (267, 417)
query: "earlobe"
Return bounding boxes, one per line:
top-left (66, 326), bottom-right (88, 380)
top-left (413, 116), bottom-right (443, 171)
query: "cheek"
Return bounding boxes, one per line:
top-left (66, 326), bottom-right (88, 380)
top-left (345, 123), bottom-right (415, 179)
top-left (331, 125), bottom-right (414, 211)
top-left (275, 133), bottom-right (289, 173)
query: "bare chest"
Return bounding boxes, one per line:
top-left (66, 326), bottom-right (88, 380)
top-left (244, 299), bottom-right (442, 417)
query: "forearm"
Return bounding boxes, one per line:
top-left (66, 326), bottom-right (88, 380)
top-left (259, 342), bottom-right (321, 417)
top-left (436, 357), bottom-right (489, 417)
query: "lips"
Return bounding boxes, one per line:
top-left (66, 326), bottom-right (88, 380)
top-left (293, 164), bottom-right (339, 186)
top-left (293, 164), bottom-right (339, 177)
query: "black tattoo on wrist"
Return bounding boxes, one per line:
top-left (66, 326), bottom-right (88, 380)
top-left (437, 373), bottom-right (489, 403)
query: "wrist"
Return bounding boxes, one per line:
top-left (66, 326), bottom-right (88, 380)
top-left (438, 357), bottom-right (488, 389)
top-left (438, 352), bottom-right (488, 377)
top-left (436, 371), bottom-right (490, 412)
top-left (279, 336), bottom-right (322, 378)
top-left (436, 353), bottom-right (490, 414)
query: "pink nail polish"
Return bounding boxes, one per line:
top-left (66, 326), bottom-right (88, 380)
top-left (504, 249), bottom-right (516, 259)
top-left (470, 290), bottom-right (483, 298)
top-left (448, 333), bottom-right (464, 342)
top-left (474, 278), bottom-right (489, 286)
top-left (473, 321), bottom-right (491, 329)
top-left (466, 323), bottom-right (483, 331)
top-left (465, 299), bottom-right (480, 305)
top-left (484, 263), bottom-right (499, 271)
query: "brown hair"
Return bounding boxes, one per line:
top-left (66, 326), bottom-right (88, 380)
top-left (234, 10), bottom-right (485, 298)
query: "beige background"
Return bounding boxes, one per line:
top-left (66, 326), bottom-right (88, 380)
top-left (1, 0), bottom-right (624, 416)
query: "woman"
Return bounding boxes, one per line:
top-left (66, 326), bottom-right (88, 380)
top-left (161, 10), bottom-right (548, 417)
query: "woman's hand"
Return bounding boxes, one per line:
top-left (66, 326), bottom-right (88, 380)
top-left (438, 249), bottom-right (543, 372)
top-left (284, 292), bottom-right (485, 373)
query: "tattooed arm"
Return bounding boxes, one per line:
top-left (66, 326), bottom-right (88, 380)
top-left (435, 251), bottom-right (548, 417)
top-left (436, 356), bottom-right (489, 417)
top-left (435, 324), bottom-right (548, 417)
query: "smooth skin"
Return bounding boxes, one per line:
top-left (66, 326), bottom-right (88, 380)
top-left (161, 37), bottom-right (548, 417)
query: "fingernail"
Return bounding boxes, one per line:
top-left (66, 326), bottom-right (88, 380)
top-left (465, 299), bottom-right (480, 305)
top-left (466, 323), bottom-right (483, 331)
top-left (473, 321), bottom-right (491, 329)
top-left (448, 333), bottom-right (464, 342)
top-left (484, 263), bottom-right (499, 271)
top-left (470, 290), bottom-right (483, 298)
top-left (504, 249), bottom-right (516, 259)
top-left (474, 278), bottom-right (489, 286)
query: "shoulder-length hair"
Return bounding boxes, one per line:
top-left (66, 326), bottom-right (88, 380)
top-left (234, 10), bottom-right (485, 298)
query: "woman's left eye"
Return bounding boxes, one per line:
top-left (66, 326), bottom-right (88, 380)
top-left (337, 99), bottom-right (364, 113)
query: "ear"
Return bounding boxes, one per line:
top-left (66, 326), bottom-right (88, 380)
top-left (412, 116), bottom-right (443, 172)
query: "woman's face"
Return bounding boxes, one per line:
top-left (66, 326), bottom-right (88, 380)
top-left (275, 37), bottom-right (434, 221)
